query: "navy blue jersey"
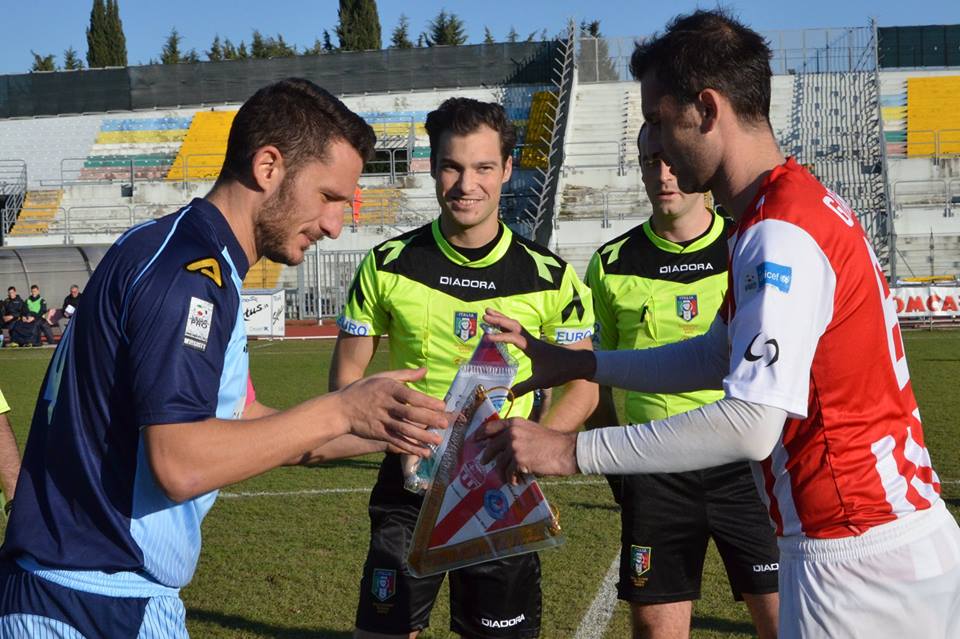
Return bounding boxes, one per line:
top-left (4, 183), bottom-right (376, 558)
top-left (2, 198), bottom-right (249, 593)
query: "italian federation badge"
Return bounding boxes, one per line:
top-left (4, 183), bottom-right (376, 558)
top-left (676, 295), bottom-right (698, 322)
top-left (454, 311), bottom-right (478, 342)
top-left (371, 568), bottom-right (396, 602)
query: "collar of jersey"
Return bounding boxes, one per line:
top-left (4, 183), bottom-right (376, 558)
top-left (641, 208), bottom-right (723, 254)
top-left (431, 218), bottom-right (512, 268)
top-left (191, 198), bottom-right (251, 278)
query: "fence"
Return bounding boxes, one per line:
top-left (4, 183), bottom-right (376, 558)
top-left (576, 26), bottom-right (876, 84)
top-left (315, 250), bottom-right (366, 320)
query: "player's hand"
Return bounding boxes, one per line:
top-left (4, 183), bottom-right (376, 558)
top-left (338, 368), bottom-right (449, 457)
top-left (483, 308), bottom-right (597, 397)
top-left (476, 417), bottom-right (579, 482)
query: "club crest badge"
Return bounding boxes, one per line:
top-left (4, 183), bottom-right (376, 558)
top-left (676, 295), bottom-right (698, 322)
top-left (454, 311), bottom-right (478, 342)
top-left (371, 568), bottom-right (396, 602)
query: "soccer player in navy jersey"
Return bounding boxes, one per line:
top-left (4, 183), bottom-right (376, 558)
top-left (0, 78), bottom-right (447, 638)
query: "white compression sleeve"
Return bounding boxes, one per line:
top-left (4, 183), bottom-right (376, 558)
top-left (592, 316), bottom-right (728, 393)
top-left (575, 398), bottom-right (786, 475)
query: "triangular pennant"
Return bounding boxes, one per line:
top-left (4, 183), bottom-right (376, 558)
top-left (406, 385), bottom-right (563, 578)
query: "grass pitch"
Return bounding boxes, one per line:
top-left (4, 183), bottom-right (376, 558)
top-left (0, 331), bottom-right (957, 638)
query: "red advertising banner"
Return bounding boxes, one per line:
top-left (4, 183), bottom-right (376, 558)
top-left (890, 287), bottom-right (960, 318)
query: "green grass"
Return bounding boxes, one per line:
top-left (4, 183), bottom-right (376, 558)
top-left (0, 331), bottom-right (958, 638)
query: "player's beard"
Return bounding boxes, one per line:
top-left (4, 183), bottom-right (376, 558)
top-left (255, 173), bottom-right (298, 265)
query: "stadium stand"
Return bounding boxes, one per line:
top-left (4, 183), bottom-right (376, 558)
top-left (0, 114), bottom-right (101, 187)
top-left (907, 75), bottom-right (960, 157)
top-left (80, 115), bottom-right (192, 182)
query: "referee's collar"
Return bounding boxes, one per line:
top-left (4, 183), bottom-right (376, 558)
top-left (189, 198), bottom-right (250, 280)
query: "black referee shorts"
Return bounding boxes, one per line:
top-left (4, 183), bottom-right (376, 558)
top-left (355, 455), bottom-right (542, 638)
top-left (613, 462), bottom-right (780, 604)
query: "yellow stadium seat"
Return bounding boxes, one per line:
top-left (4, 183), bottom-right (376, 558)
top-left (166, 111), bottom-right (238, 181)
top-left (906, 76), bottom-right (960, 156)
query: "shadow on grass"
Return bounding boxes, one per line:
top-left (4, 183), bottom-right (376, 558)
top-left (691, 614), bottom-right (755, 634)
top-left (316, 458), bottom-right (382, 470)
top-left (567, 501), bottom-right (620, 512)
top-left (945, 497), bottom-right (960, 508)
top-left (189, 609), bottom-right (352, 638)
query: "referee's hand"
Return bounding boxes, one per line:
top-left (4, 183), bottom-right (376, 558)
top-left (338, 368), bottom-right (449, 457)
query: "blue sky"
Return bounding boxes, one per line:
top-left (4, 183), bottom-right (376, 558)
top-left (3, 0), bottom-right (959, 74)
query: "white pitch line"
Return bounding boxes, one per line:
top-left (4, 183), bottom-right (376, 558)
top-left (573, 551), bottom-right (621, 639)
top-left (220, 478), bottom-right (607, 499)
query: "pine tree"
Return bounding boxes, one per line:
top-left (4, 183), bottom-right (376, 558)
top-left (161, 28), bottom-right (182, 64)
top-left (322, 30), bottom-right (336, 52)
top-left (106, 0), bottom-right (127, 66)
top-left (222, 38), bottom-right (249, 60)
top-left (303, 38), bottom-right (325, 55)
top-left (30, 51), bottom-right (57, 72)
top-left (577, 20), bottom-right (619, 82)
top-left (251, 30), bottom-right (267, 59)
top-left (85, 0), bottom-right (108, 67)
top-left (208, 35), bottom-right (224, 61)
top-left (390, 14), bottom-right (413, 49)
top-left (63, 47), bottom-right (84, 70)
top-left (483, 26), bottom-right (495, 45)
top-left (424, 10), bottom-right (467, 47)
top-left (506, 26), bottom-right (519, 43)
top-left (337, 0), bottom-right (382, 51)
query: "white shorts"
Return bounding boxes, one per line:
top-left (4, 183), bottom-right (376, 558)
top-left (778, 500), bottom-right (960, 639)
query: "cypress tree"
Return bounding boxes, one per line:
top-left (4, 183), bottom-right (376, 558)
top-left (106, 0), bottom-right (128, 66)
top-left (337, 0), bottom-right (382, 51)
top-left (86, 0), bottom-right (108, 67)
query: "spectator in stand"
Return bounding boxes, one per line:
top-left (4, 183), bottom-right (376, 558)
top-left (46, 285), bottom-right (81, 328)
top-left (8, 311), bottom-right (38, 348)
top-left (25, 285), bottom-right (55, 346)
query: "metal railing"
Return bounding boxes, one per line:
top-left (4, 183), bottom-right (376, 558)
top-left (892, 179), bottom-right (960, 216)
top-left (559, 188), bottom-right (650, 226)
top-left (890, 129), bottom-right (960, 160)
top-left (0, 160), bottom-right (28, 237)
top-left (562, 141), bottom-right (625, 174)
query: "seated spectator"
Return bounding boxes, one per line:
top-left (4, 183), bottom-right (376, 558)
top-left (8, 312), bottom-right (39, 347)
top-left (25, 285), bottom-right (55, 346)
top-left (47, 285), bottom-right (81, 328)
top-left (1, 287), bottom-right (25, 347)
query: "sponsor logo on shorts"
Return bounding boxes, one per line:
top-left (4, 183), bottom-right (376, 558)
top-left (756, 261), bottom-right (792, 293)
top-left (481, 614), bottom-right (526, 629)
top-left (752, 562), bottom-right (779, 573)
top-left (483, 489), bottom-right (509, 520)
top-left (371, 568), bottom-right (396, 602)
top-left (676, 294), bottom-right (698, 322)
top-left (337, 315), bottom-right (371, 336)
top-left (454, 311), bottom-right (478, 342)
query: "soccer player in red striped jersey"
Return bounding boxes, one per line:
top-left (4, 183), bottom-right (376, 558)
top-left (478, 10), bottom-right (960, 638)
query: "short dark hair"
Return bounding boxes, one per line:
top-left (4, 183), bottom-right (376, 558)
top-left (220, 78), bottom-right (376, 183)
top-left (425, 98), bottom-right (517, 169)
top-left (630, 10), bottom-right (772, 125)
top-left (7, 287), bottom-right (15, 292)
top-left (30, 284), bottom-right (39, 290)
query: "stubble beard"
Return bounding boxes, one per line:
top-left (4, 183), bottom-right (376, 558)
top-left (254, 175), bottom-right (298, 265)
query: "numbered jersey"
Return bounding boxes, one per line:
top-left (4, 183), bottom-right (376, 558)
top-left (721, 158), bottom-right (940, 539)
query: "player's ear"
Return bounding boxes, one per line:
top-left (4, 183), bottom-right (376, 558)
top-left (501, 155), bottom-right (513, 184)
top-left (698, 89), bottom-right (721, 134)
top-left (250, 145), bottom-right (285, 195)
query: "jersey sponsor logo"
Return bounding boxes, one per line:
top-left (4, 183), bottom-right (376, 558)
top-left (454, 311), bottom-right (478, 342)
top-left (337, 315), bottom-right (371, 336)
top-left (371, 568), bottom-right (396, 602)
top-left (752, 562), bottom-right (779, 573)
top-left (658, 263), bottom-right (714, 275)
top-left (439, 275), bottom-right (497, 290)
top-left (743, 271), bottom-right (759, 293)
top-left (756, 262), bottom-right (792, 293)
top-left (555, 327), bottom-right (593, 344)
top-left (630, 545), bottom-right (652, 580)
top-left (184, 257), bottom-right (223, 288)
top-left (483, 489), bottom-right (509, 520)
top-left (676, 294), bottom-right (698, 322)
top-left (744, 333), bottom-right (780, 367)
top-left (183, 297), bottom-right (214, 351)
top-left (481, 614), bottom-right (526, 629)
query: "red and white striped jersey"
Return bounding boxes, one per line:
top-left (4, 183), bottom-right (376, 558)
top-left (721, 157), bottom-right (941, 539)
